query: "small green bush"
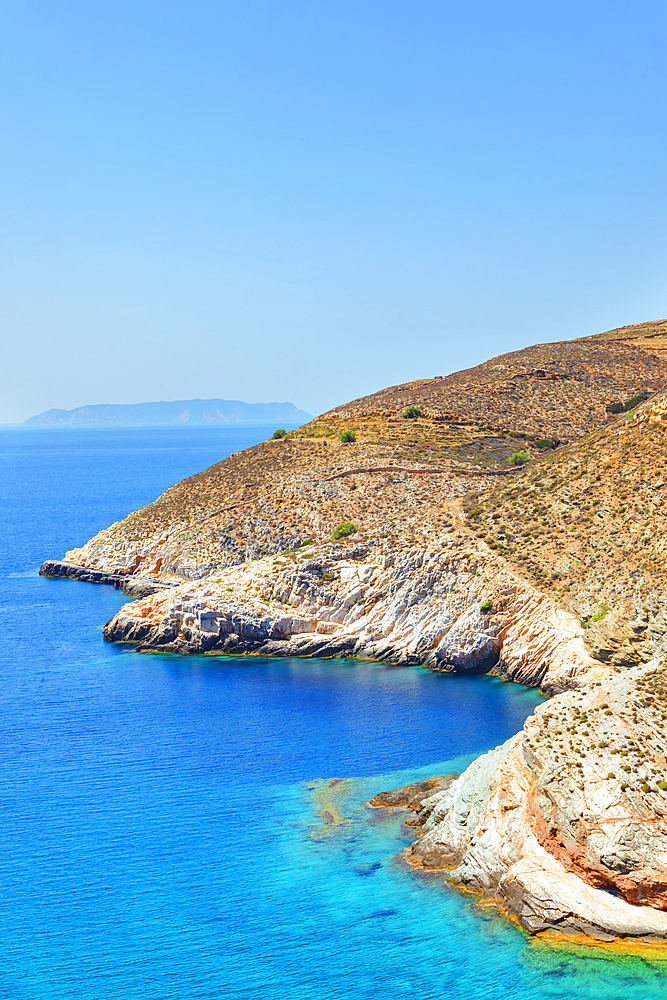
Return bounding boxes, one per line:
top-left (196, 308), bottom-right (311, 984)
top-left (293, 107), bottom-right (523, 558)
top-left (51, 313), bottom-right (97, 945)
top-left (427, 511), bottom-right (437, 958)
top-left (331, 521), bottom-right (358, 540)
top-left (480, 600), bottom-right (492, 613)
top-left (272, 429), bottom-right (287, 439)
top-left (339, 430), bottom-right (356, 443)
top-left (624, 393), bottom-right (649, 411)
top-left (606, 393), bottom-right (649, 415)
top-left (507, 451), bottom-right (530, 465)
top-left (403, 405), bottom-right (423, 419)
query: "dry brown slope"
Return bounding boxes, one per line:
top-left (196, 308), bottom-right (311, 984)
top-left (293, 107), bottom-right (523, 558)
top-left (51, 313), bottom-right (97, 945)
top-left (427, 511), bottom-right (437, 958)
top-left (313, 321), bottom-right (667, 442)
top-left (464, 389), bottom-right (667, 665)
top-left (57, 433), bottom-right (467, 580)
top-left (584, 318), bottom-right (667, 358)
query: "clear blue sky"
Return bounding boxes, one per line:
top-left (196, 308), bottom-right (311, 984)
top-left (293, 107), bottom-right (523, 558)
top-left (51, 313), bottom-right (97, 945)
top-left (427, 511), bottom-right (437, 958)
top-left (1, 0), bottom-right (667, 423)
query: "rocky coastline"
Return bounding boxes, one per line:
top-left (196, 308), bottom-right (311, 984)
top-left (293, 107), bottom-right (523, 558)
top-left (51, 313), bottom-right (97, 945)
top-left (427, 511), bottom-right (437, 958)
top-left (393, 657), bottom-right (667, 941)
top-left (96, 537), bottom-right (598, 693)
top-left (40, 320), bottom-right (667, 943)
top-left (39, 559), bottom-right (178, 598)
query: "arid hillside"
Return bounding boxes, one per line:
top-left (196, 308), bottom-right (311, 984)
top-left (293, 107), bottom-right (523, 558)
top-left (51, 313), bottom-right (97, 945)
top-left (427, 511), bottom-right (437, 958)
top-left (44, 318), bottom-right (667, 666)
top-left (584, 317), bottom-right (667, 358)
top-left (464, 388), bottom-right (667, 665)
top-left (315, 321), bottom-right (667, 441)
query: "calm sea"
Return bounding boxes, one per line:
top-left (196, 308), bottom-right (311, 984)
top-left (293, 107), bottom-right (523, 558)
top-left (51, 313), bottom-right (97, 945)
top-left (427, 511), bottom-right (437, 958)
top-left (0, 426), bottom-right (665, 999)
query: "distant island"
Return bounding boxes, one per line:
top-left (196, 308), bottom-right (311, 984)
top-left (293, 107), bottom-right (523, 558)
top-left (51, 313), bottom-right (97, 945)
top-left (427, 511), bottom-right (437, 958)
top-left (25, 398), bottom-right (313, 428)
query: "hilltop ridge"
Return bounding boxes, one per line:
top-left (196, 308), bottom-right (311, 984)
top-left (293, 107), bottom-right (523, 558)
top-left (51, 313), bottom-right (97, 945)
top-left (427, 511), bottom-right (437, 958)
top-left (315, 323), bottom-right (666, 441)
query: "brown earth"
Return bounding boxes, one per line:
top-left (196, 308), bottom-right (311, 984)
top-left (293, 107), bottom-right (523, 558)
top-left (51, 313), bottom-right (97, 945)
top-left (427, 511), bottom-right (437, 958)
top-left (313, 321), bottom-right (667, 441)
top-left (463, 390), bottom-right (667, 665)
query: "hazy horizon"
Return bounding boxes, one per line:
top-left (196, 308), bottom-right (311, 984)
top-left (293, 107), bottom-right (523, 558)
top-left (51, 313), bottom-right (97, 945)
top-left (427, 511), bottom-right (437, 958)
top-left (2, 0), bottom-right (667, 424)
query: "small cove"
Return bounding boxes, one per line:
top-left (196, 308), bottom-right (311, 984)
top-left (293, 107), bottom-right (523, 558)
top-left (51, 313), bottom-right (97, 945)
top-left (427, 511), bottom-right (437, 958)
top-left (2, 426), bottom-right (667, 999)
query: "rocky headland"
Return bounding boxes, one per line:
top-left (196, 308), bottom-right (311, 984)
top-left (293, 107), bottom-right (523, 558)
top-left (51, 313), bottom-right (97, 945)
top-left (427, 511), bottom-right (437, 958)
top-left (41, 319), bottom-right (667, 942)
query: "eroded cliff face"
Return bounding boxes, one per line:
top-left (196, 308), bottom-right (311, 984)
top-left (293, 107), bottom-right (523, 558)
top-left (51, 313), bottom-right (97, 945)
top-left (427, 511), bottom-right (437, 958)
top-left (101, 533), bottom-right (598, 694)
top-left (403, 661), bottom-right (667, 940)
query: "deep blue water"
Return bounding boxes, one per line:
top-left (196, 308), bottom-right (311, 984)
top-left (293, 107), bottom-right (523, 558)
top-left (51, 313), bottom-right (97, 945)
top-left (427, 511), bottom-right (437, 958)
top-left (1, 426), bottom-right (666, 999)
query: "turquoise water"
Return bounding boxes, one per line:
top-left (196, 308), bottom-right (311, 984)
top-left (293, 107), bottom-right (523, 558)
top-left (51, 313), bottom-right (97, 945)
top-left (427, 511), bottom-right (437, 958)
top-left (2, 427), bottom-right (667, 998)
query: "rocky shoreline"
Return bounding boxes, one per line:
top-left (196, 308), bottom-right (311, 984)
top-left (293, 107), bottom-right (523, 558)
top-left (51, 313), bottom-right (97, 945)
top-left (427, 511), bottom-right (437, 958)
top-left (41, 515), bottom-right (667, 943)
top-left (43, 539), bottom-right (667, 941)
top-left (39, 559), bottom-right (179, 598)
top-left (376, 659), bottom-right (667, 941)
top-left (39, 320), bottom-right (667, 944)
top-left (92, 536), bottom-right (597, 694)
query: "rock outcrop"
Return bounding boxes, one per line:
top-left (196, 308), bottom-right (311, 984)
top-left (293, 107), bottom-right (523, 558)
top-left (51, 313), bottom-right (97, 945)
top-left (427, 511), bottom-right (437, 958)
top-left (101, 534), bottom-right (600, 694)
top-left (402, 660), bottom-right (667, 940)
top-left (39, 559), bottom-right (176, 598)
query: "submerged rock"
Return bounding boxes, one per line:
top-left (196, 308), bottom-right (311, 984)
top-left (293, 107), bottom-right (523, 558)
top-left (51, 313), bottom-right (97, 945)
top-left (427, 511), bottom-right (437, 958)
top-left (367, 776), bottom-right (457, 811)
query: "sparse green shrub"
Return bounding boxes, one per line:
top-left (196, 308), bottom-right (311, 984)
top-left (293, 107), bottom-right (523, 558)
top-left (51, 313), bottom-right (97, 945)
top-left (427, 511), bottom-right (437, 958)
top-left (272, 429), bottom-right (287, 439)
top-left (480, 600), bottom-right (492, 613)
top-left (404, 405), bottom-right (423, 419)
top-left (584, 602), bottom-right (610, 627)
top-left (339, 430), bottom-right (356, 443)
top-left (625, 393), bottom-right (650, 411)
top-left (658, 781), bottom-right (667, 791)
top-left (507, 451), bottom-right (530, 466)
top-left (606, 393), bottom-right (649, 415)
top-left (331, 521), bottom-right (358, 540)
